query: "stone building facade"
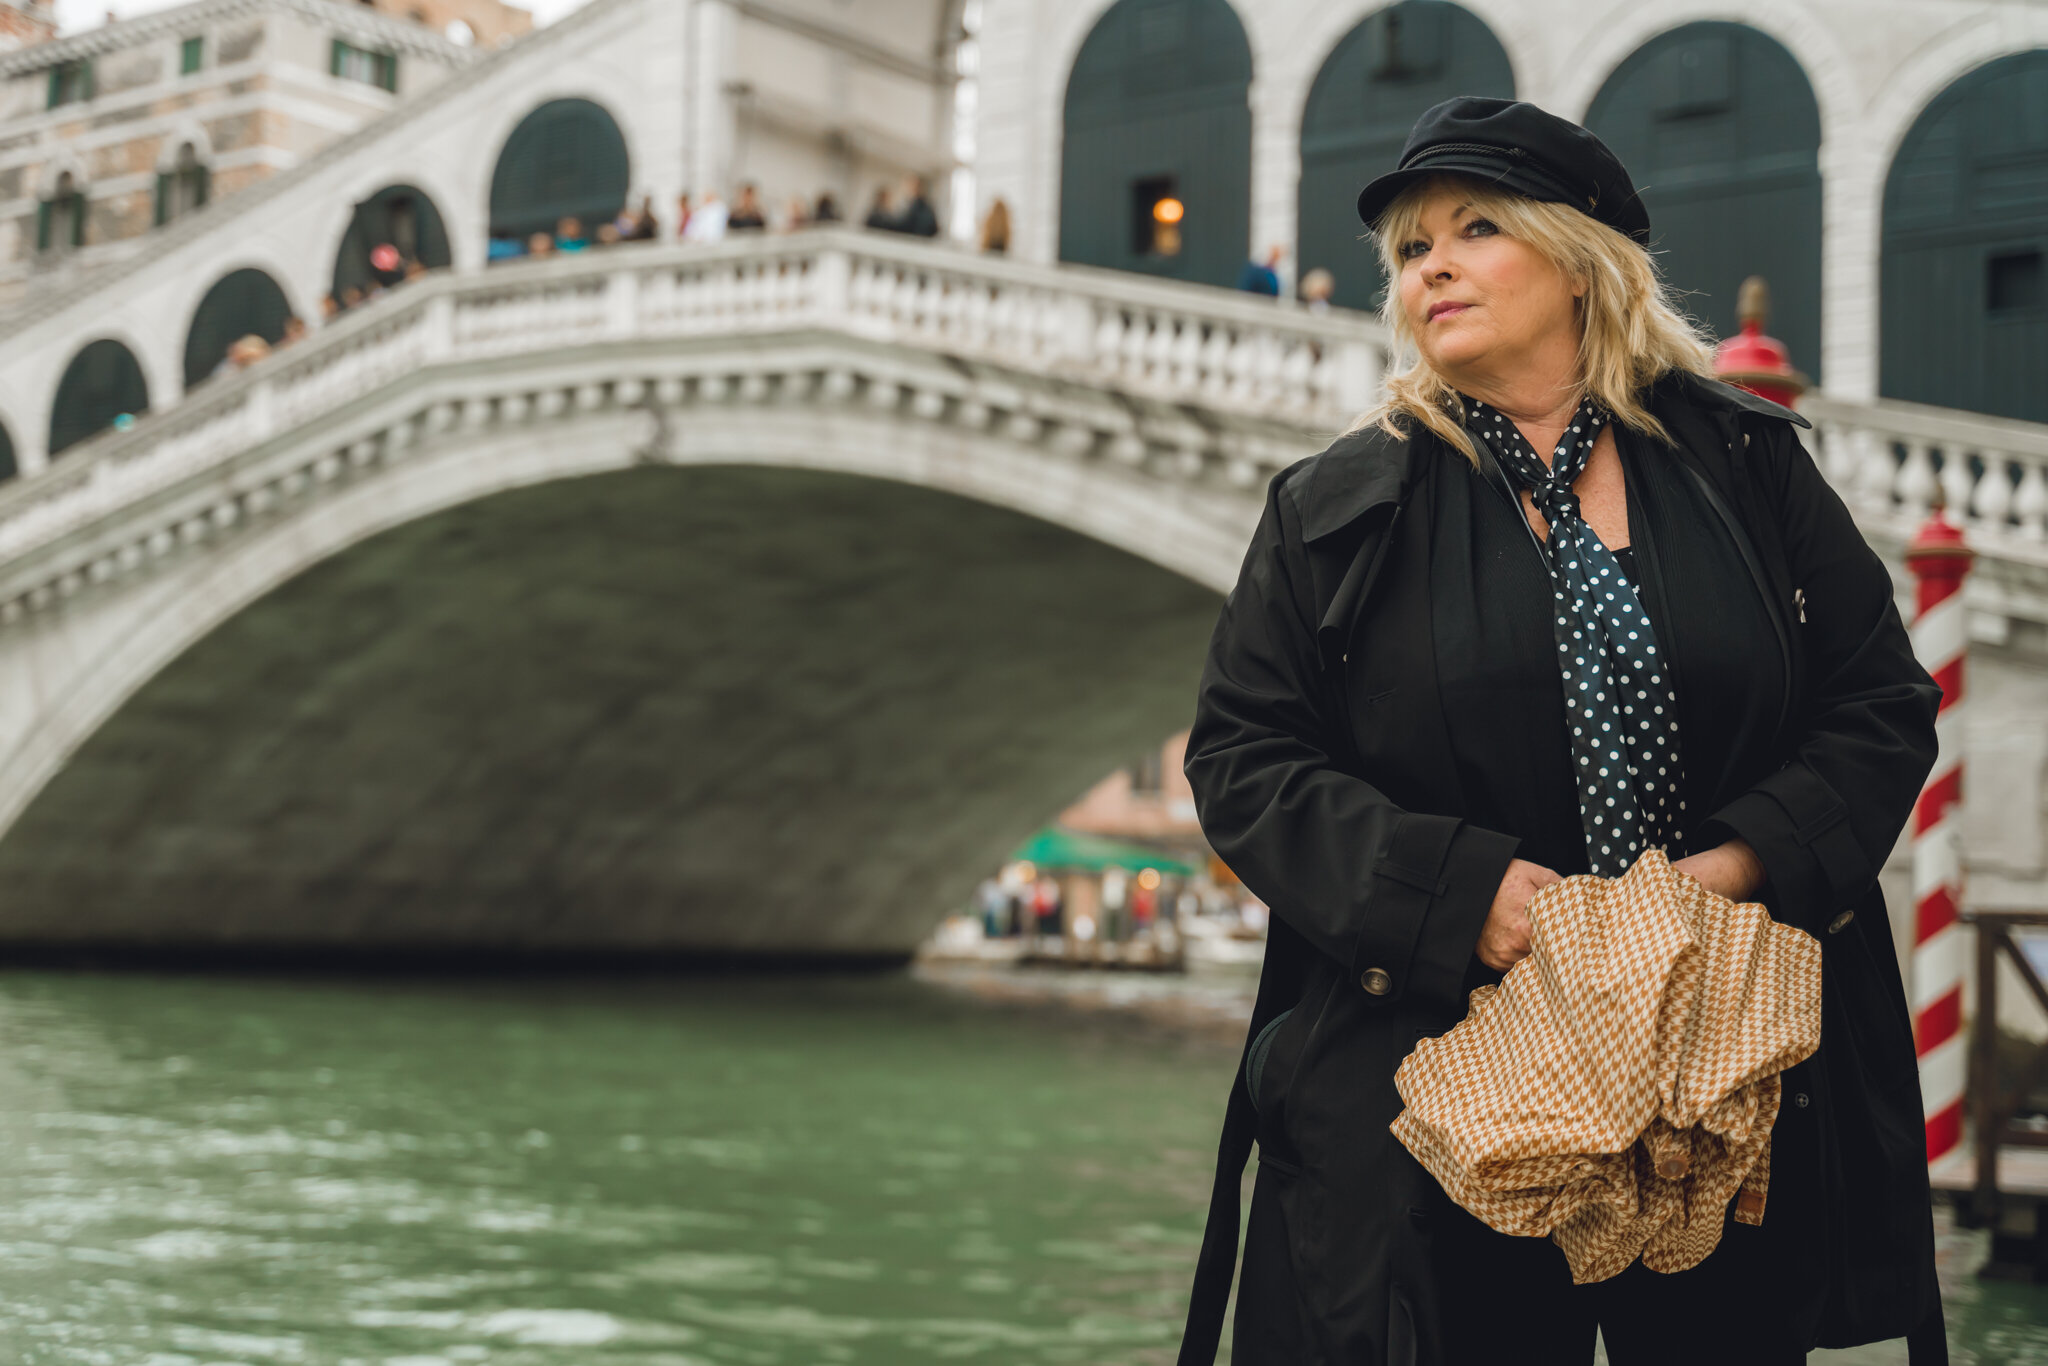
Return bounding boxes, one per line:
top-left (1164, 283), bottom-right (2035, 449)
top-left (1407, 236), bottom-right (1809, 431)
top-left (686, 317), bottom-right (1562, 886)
top-left (0, 0), bottom-right (504, 303)
top-left (0, 0), bottom-right (54, 54)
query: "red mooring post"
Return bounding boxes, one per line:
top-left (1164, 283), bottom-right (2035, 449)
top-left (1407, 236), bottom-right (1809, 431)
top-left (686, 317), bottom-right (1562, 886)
top-left (1908, 507), bottom-right (1974, 1163)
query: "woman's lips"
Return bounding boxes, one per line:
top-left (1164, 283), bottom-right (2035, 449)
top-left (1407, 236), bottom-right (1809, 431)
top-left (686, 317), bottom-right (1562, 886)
top-left (1427, 302), bottom-right (1472, 322)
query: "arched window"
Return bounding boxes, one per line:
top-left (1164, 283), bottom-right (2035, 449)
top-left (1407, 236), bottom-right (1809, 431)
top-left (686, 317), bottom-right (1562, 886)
top-left (36, 170), bottom-right (86, 254)
top-left (49, 339), bottom-right (148, 458)
top-left (185, 268), bottom-right (293, 389)
top-left (1059, 0), bottom-right (1252, 287)
top-left (1585, 23), bottom-right (1822, 376)
top-left (1883, 50), bottom-right (2048, 421)
top-left (1297, 1), bottom-right (1513, 310)
top-left (332, 184), bottom-right (452, 302)
top-left (488, 98), bottom-right (630, 246)
top-left (154, 141), bottom-right (211, 227)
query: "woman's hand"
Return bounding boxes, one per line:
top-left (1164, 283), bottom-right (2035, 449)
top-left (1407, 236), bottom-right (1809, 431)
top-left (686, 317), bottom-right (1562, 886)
top-left (1476, 858), bottom-right (1562, 971)
top-left (1671, 840), bottom-right (1767, 902)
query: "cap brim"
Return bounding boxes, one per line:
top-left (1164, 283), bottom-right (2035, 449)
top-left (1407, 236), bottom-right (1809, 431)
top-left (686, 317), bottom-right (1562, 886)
top-left (1354, 153), bottom-right (1540, 229)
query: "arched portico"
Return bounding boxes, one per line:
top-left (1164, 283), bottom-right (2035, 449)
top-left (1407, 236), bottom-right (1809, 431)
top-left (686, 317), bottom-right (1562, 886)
top-left (184, 268), bottom-right (294, 389)
top-left (1296, 1), bottom-right (1514, 311)
top-left (331, 183), bottom-right (454, 302)
top-left (1585, 22), bottom-right (1824, 372)
top-left (1058, 0), bottom-right (1254, 288)
top-left (49, 338), bottom-right (150, 458)
top-left (488, 97), bottom-right (632, 247)
top-left (1881, 49), bottom-right (2048, 421)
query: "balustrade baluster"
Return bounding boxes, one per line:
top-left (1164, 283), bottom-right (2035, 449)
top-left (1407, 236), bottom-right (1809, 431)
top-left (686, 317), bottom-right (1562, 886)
top-left (1278, 341), bottom-right (1313, 414)
top-left (1941, 446), bottom-right (1978, 524)
top-left (2014, 460), bottom-right (2048, 541)
top-left (1897, 439), bottom-right (1939, 520)
top-left (1972, 452), bottom-right (2015, 531)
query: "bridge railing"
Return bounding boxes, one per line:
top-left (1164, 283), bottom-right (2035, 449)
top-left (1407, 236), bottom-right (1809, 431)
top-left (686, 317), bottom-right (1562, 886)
top-left (0, 230), bottom-right (1393, 570)
top-left (1803, 392), bottom-right (2048, 564)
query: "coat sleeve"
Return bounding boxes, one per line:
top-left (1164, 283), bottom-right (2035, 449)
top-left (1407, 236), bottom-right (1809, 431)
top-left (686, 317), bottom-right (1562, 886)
top-left (1184, 473), bottom-right (1520, 1012)
top-left (1698, 421), bottom-right (1941, 932)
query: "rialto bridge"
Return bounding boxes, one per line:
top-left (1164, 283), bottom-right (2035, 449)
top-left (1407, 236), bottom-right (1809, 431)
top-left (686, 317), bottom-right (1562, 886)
top-left (0, 221), bottom-right (2044, 961)
top-left (0, 0), bottom-right (2045, 962)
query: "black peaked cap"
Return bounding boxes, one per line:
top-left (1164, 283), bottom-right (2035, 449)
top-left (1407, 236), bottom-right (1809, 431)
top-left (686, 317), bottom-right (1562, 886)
top-left (1355, 97), bottom-right (1651, 246)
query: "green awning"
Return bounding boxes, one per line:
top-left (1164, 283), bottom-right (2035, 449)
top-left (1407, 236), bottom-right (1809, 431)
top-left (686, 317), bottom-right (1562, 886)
top-left (1008, 826), bottom-right (1196, 878)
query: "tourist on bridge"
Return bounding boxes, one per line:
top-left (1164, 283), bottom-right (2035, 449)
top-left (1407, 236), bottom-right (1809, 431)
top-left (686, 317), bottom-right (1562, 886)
top-left (684, 192), bottom-right (728, 243)
top-left (863, 186), bottom-right (898, 230)
top-left (895, 175), bottom-right (940, 237)
top-left (728, 184), bottom-right (767, 231)
top-left (1177, 97), bottom-right (1945, 1366)
top-left (979, 197), bottom-right (1012, 255)
top-left (1235, 244), bottom-right (1284, 297)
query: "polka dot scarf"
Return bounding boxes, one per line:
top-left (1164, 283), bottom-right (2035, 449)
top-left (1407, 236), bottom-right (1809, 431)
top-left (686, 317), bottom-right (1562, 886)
top-left (1465, 396), bottom-right (1685, 876)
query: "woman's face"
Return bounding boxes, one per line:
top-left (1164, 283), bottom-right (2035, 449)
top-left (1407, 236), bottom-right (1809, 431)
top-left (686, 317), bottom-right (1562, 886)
top-left (1394, 185), bottom-right (1582, 387)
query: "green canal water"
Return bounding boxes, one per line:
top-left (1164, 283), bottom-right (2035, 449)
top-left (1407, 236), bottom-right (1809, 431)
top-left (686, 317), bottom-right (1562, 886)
top-left (0, 966), bottom-right (2044, 1365)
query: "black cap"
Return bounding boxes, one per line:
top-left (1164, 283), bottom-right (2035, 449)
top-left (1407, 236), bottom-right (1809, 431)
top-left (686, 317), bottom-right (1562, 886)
top-left (1355, 97), bottom-right (1650, 246)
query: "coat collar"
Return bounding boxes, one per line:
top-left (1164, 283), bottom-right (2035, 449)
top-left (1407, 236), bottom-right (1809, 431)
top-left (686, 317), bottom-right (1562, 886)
top-left (1293, 422), bottom-right (1420, 544)
top-left (1655, 369), bottom-right (1812, 431)
top-left (1292, 371), bottom-right (1807, 545)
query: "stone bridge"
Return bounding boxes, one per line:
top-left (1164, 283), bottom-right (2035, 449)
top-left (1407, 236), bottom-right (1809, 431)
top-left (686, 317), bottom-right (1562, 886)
top-left (2, 229), bottom-right (2046, 958)
top-left (0, 229), bottom-right (1385, 959)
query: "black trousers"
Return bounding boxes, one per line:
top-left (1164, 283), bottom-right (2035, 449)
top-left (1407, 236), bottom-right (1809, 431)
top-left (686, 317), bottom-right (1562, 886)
top-left (1431, 1199), bottom-right (1808, 1365)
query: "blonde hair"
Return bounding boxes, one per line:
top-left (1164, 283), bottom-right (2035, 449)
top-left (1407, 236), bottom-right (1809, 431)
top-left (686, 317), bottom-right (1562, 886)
top-left (1357, 174), bottom-right (1716, 465)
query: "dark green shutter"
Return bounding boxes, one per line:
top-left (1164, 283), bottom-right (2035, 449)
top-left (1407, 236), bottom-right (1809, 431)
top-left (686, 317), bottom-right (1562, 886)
top-left (80, 60), bottom-right (92, 101)
top-left (50, 339), bottom-right (149, 457)
top-left (35, 199), bottom-right (50, 252)
top-left (330, 39), bottom-right (345, 76)
top-left (153, 174), bottom-right (169, 226)
top-left (1585, 23), bottom-right (1823, 378)
top-left (184, 267), bottom-right (293, 387)
top-left (1882, 50), bottom-right (2048, 421)
top-left (70, 194), bottom-right (85, 247)
top-left (1058, 0), bottom-right (1254, 289)
top-left (45, 66), bottom-right (59, 108)
top-left (381, 53), bottom-right (397, 92)
top-left (1297, 2), bottom-right (1515, 311)
top-left (488, 98), bottom-right (632, 241)
top-left (181, 36), bottom-right (202, 73)
top-left (195, 165), bottom-right (209, 207)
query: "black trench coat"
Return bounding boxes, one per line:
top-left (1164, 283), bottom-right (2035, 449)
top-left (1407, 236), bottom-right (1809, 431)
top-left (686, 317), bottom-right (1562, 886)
top-left (1177, 373), bottom-right (1946, 1365)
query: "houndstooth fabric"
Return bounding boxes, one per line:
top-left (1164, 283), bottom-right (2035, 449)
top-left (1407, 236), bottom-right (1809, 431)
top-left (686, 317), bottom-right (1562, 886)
top-left (1390, 849), bottom-right (1821, 1283)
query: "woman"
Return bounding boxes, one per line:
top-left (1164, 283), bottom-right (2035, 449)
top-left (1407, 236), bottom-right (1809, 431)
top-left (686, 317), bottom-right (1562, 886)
top-left (1178, 98), bottom-right (1944, 1366)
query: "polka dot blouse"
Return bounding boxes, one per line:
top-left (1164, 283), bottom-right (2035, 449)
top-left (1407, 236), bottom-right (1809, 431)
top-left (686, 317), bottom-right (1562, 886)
top-left (1464, 396), bottom-right (1686, 876)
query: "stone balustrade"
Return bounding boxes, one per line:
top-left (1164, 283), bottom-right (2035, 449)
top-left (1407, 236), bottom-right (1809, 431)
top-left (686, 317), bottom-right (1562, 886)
top-left (1804, 392), bottom-right (2048, 566)
top-left (0, 231), bottom-right (1389, 596)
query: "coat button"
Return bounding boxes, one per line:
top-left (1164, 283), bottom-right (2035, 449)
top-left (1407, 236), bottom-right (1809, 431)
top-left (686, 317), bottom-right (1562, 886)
top-left (1793, 1092), bottom-right (1810, 1109)
top-left (1360, 967), bottom-right (1393, 996)
top-left (1828, 910), bottom-right (1855, 935)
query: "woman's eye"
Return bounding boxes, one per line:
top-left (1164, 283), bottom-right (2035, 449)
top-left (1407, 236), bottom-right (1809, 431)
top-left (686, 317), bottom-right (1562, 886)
top-left (1466, 218), bottom-right (1499, 238)
top-left (1399, 239), bottom-right (1428, 261)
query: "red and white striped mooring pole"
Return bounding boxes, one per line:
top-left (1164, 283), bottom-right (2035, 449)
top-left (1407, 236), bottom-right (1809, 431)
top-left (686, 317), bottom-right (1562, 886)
top-left (1908, 506), bottom-right (1974, 1163)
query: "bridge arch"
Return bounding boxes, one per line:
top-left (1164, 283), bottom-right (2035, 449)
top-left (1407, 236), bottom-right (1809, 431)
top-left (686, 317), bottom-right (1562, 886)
top-left (331, 183), bottom-right (454, 303)
top-left (49, 337), bottom-right (151, 459)
top-left (1881, 49), bottom-right (2048, 421)
top-left (1296, 1), bottom-right (1514, 312)
top-left (184, 267), bottom-right (295, 389)
top-left (1584, 22), bottom-right (1823, 371)
top-left (0, 410), bottom-right (1229, 958)
top-left (487, 96), bottom-right (633, 249)
top-left (1059, 0), bottom-right (1253, 288)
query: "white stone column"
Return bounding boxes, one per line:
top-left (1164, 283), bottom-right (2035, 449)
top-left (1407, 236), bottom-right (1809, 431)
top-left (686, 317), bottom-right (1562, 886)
top-left (687, 0), bottom-right (739, 199)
